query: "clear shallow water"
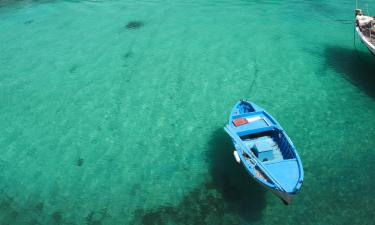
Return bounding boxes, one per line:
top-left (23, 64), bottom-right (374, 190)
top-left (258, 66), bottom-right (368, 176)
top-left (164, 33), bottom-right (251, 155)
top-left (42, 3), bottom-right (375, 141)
top-left (0, 0), bottom-right (375, 224)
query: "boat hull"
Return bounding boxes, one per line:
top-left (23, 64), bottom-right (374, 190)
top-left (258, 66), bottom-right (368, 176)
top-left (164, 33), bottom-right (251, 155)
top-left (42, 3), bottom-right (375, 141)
top-left (355, 26), bottom-right (375, 55)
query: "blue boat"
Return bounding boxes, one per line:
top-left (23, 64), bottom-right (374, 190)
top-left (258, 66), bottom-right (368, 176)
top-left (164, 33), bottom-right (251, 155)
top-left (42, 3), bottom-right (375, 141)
top-left (224, 100), bottom-right (304, 205)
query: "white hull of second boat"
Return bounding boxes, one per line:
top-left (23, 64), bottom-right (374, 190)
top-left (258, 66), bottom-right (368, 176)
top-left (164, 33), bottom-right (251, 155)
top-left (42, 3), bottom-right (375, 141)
top-left (355, 25), bottom-right (375, 55)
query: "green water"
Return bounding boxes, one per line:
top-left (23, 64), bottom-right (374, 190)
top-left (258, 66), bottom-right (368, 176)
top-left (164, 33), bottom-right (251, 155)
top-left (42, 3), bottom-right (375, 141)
top-left (1, 0), bottom-right (375, 224)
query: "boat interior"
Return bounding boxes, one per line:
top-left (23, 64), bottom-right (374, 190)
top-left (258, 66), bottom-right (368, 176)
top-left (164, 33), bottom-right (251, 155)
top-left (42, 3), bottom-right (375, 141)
top-left (357, 15), bottom-right (375, 44)
top-left (240, 130), bottom-right (296, 163)
top-left (240, 130), bottom-right (301, 192)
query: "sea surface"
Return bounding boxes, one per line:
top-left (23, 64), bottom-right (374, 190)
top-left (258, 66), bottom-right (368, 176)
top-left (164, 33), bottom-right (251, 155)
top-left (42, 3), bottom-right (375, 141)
top-left (1, 0), bottom-right (375, 224)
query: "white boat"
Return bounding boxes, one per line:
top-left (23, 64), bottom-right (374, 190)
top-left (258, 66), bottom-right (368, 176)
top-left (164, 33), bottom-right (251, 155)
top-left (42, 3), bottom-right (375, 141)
top-left (355, 8), bottom-right (375, 55)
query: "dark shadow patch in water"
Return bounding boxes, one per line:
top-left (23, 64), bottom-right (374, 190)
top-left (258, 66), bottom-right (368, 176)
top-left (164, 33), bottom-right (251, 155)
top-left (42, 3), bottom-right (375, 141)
top-left (52, 211), bottom-right (63, 224)
top-left (131, 184), bottom-right (242, 225)
top-left (0, 193), bottom-right (49, 224)
top-left (0, 188), bottom-right (113, 224)
top-left (24, 19), bottom-right (34, 25)
top-left (324, 46), bottom-right (375, 99)
top-left (85, 208), bottom-right (110, 225)
top-left (76, 157), bottom-right (84, 167)
top-left (205, 128), bottom-right (267, 221)
top-left (0, 195), bottom-right (16, 219)
top-left (125, 21), bottom-right (144, 30)
top-left (35, 202), bottom-right (44, 211)
top-left (122, 51), bottom-right (133, 60)
top-left (69, 64), bottom-right (80, 73)
top-left (130, 128), bottom-right (266, 224)
top-left (122, 51), bottom-right (133, 68)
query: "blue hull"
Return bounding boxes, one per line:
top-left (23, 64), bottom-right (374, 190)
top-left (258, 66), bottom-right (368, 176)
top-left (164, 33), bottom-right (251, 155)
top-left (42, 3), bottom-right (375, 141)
top-left (224, 100), bottom-right (304, 205)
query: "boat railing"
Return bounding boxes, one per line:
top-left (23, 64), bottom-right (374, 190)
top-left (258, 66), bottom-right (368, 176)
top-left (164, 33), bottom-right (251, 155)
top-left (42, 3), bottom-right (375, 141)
top-left (225, 126), bottom-right (286, 192)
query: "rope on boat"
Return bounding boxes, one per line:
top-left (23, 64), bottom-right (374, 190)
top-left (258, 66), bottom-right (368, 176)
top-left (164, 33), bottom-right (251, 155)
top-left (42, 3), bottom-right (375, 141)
top-left (316, 18), bottom-right (354, 25)
top-left (354, 19), bottom-right (358, 51)
top-left (248, 58), bottom-right (259, 96)
top-left (354, 0), bottom-right (360, 52)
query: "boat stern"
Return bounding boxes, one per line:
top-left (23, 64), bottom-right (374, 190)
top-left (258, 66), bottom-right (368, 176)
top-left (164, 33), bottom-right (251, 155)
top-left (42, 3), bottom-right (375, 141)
top-left (272, 189), bottom-right (294, 205)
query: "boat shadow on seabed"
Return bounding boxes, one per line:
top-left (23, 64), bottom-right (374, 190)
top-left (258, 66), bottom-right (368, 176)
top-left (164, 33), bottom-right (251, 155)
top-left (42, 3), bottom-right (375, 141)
top-left (206, 128), bottom-right (267, 222)
top-left (131, 128), bottom-right (266, 225)
top-left (324, 46), bottom-right (375, 99)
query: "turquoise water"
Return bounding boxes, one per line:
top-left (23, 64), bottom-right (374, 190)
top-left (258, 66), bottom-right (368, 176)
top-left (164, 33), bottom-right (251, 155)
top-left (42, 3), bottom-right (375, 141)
top-left (1, 0), bottom-right (375, 224)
